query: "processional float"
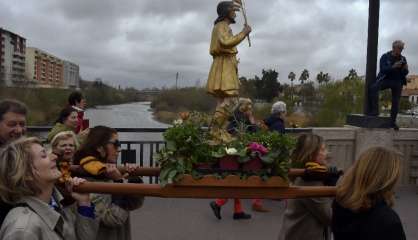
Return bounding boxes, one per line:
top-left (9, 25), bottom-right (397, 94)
top-left (72, 0), bottom-right (339, 199)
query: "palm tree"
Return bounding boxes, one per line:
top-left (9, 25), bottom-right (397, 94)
top-left (288, 72), bottom-right (296, 101)
top-left (316, 71), bottom-right (325, 85)
top-left (299, 69), bottom-right (309, 84)
top-left (344, 68), bottom-right (358, 81)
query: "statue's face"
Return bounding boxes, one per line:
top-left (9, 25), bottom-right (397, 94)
top-left (227, 6), bottom-right (236, 20)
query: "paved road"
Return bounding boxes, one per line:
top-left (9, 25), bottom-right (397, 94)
top-left (131, 186), bottom-right (417, 240)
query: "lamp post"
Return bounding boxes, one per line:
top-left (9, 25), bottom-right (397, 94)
top-left (364, 0), bottom-right (380, 115)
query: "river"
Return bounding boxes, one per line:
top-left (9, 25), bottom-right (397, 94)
top-left (85, 102), bottom-right (169, 142)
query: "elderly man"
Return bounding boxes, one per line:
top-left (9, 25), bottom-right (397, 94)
top-left (0, 99), bottom-right (27, 147)
top-left (368, 40), bottom-right (409, 130)
top-left (264, 101), bottom-right (287, 134)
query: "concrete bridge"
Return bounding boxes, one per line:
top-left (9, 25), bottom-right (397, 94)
top-left (130, 186), bottom-right (417, 240)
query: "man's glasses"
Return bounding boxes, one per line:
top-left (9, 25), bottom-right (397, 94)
top-left (108, 140), bottom-right (121, 148)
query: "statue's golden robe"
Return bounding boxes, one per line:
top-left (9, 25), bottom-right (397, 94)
top-left (207, 21), bottom-right (247, 98)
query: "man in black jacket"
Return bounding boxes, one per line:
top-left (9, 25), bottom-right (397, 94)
top-left (368, 40), bottom-right (409, 130)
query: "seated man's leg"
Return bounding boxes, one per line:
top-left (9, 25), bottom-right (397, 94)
top-left (390, 84), bottom-right (403, 125)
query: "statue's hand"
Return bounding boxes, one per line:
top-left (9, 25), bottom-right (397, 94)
top-left (243, 24), bottom-right (252, 35)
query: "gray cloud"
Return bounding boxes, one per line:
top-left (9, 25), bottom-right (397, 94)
top-left (1, 0), bottom-right (417, 88)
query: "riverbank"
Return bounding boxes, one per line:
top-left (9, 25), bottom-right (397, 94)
top-left (0, 84), bottom-right (146, 125)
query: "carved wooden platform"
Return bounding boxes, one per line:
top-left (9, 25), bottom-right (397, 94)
top-left (173, 174), bottom-right (289, 188)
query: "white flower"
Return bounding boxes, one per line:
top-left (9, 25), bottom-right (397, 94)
top-left (173, 119), bottom-right (183, 125)
top-left (225, 147), bottom-right (238, 155)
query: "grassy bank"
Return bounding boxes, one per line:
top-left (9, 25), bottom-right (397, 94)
top-left (151, 87), bottom-right (217, 124)
top-left (0, 82), bottom-right (146, 125)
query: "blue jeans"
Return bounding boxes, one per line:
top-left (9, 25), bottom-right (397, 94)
top-left (368, 80), bottom-right (403, 124)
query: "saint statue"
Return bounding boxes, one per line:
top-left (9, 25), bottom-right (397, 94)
top-left (207, 1), bottom-right (251, 142)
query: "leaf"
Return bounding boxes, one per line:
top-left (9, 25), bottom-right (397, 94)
top-left (166, 140), bottom-right (177, 151)
top-left (167, 169), bottom-right (178, 184)
top-left (238, 156), bottom-right (251, 163)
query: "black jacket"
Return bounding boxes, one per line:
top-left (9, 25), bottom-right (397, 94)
top-left (264, 114), bottom-right (285, 134)
top-left (332, 200), bottom-right (406, 240)
top-left (377, 51), bottom-right (409, 86)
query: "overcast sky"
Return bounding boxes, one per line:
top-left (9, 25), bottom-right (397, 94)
top-left (1, 0), bottom-right (417, 89)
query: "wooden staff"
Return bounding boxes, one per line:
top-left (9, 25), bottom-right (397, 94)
top-left (233, 0), bottom-right (251, 47)
top-left (73, 182), bottom-right (336, 199)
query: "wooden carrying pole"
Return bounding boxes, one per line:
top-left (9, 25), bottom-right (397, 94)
top-left (74, 182), bottom-right (336, 199)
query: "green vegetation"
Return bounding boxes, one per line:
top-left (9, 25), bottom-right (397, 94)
top-left (151, 68), bottom-right (414, 127)
top-left (151, 87), bottom-right (217, 123)
top-left (0, 80), bottom-right (146, 125)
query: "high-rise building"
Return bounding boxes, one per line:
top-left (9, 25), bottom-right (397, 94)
top-left (26, 47), bottom-right (64, 88)
top-left (63, 60), bottom-right (80, 89)
top-left (0, 28), bottom-right (26, 86)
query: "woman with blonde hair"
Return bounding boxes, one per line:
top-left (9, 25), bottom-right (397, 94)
top-left (332, 147), bottom-right (406, 240)
top-left (0, 137), bottom-right (98, 239)
top-left (278, 133), bottom-right (339, 240)
top-left (51, 131), bottom-right (79, 177)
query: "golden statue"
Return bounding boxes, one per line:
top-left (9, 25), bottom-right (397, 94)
top-left (207, 1), bottom-right (251, 143)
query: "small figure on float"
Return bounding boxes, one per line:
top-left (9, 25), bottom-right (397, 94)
top-left (206, 0), bottom-right (252, 143)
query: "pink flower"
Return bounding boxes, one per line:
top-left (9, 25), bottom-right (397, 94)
top-left (247, 142), bottom-right (268, 155)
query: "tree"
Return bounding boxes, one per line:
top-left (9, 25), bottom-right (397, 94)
top-left (260, 69), bottom-right (281, 102)
top-left (344, 68), bottom-right (359, 81)
top-left (299, 69), bottom-right (310, 84)
top-left (288, 71), bottom-right (296, 100)
top-left (316, 72), bottom-right (331, 85)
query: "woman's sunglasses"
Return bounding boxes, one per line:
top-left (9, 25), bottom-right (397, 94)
top-left (108, 140), bottom-right (121, 148)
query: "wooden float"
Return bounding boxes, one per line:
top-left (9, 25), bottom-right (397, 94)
top-left (73, 174), bottom-right (336, 199)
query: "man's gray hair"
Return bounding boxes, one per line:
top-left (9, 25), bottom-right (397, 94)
top-left (271, 101), bottom-right (287, 114)
top-left (392, 40), bottom-right (405, 49)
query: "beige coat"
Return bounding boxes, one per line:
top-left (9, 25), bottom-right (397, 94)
top-left (278, 178), bottom-right (332, 240)
top-left (0, 189), bottom-right (98, 240)
top-left (207, 20), bottom-right (247, 98)
top-left (90, 178), bottom-right (144, 240)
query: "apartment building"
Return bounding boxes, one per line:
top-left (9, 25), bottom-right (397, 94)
top-left (63, 60), bottom-right (80, 88)
top-left (26, 47), bottom-right (64, 88)
top-left (0, 28), bottom-right (26, 86)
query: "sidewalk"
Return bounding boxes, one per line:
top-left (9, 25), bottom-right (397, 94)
top-left (130, 186), bottom-right (417, 240)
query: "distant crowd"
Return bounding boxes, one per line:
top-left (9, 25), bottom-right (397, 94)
top-left (0, 92), bottom-right (406, 240)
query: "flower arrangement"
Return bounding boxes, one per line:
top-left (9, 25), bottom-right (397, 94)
top-left (154, 112), bottom-right (296, 186)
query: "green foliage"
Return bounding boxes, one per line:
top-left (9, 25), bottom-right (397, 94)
top-left (0, 82), bottom-right (145, 125)
top-left (155, 113), bottom-right (296, 185)
top-left (151, 87), bottom-right (216, 124)
top-left (312, 76), bottom-right (364, 127)
top-left (239, 69), bottom-right (282, 101)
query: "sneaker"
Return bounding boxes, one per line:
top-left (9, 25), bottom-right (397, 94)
top-left (210, 201), bottom-right (222, 220)
top-left (252, 204), bottom-right (270, 212)
top-left (233, 212), bottom-right (252, 220)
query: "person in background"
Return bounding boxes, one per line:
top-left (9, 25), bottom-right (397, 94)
top-left (332, 147), bottom-right (406, 240)
top-left (278, 134), bottom-right (339, 240)
top-left (0, 99), bottom-right (27, 147)
top-left (264, 101), bottom-right (286, 134)
top-left (73, 125), bottom-right (144, 240)
top-left (0, 137), bottom-right (98, 240)
top-left (47, 107), bottom-right (89, 143)
top-left (0, 99), bottom-right (28, 225)
top-left (368, 40), bottom-right (409, 130)
top-left (51, 131), bottom-right (79, 183)
top-left (68, 91), bottom-right (88, 133)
